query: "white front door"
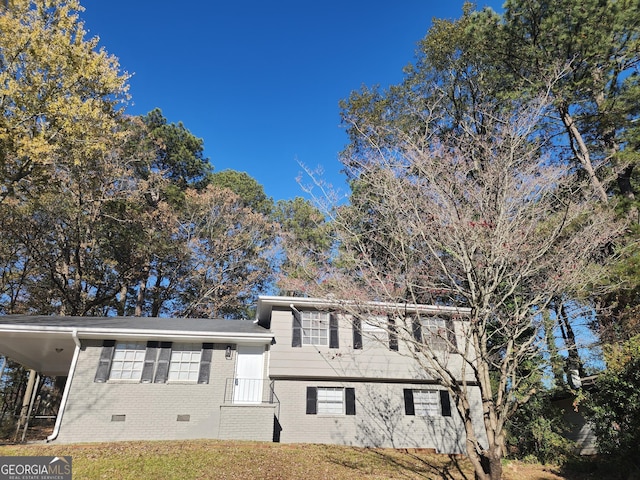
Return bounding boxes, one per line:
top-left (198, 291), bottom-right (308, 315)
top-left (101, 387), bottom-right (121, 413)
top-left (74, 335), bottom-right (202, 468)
top-left (233, 345), bottom-right (264, 404)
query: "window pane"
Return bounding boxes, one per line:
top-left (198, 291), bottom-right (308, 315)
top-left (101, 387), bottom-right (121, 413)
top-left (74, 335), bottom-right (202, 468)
top-left (109, 342), bottom-right (145, 380)
top-left (317, 387), bottom-right (344, 415)
top-left (362, 317), bottom-right (386, 345)
top-left (302, 311), bottom-right (330, 346)
top-left (421, 318), bottom-right (448, 350)
top-left (414, 389), bottom-right (439, 416)
top-left (168, 343), bottom-right (202, 382)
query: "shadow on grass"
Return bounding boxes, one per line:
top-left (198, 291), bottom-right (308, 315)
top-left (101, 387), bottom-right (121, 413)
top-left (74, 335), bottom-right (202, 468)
top-left (551, 456), bottom-right (640, 480)
top-left (322, 445), bottom-right (471, 480)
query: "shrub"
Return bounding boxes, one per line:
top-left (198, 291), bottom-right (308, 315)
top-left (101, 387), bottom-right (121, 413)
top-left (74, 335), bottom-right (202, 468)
top-left (584, 335), bottom-right (640, 478)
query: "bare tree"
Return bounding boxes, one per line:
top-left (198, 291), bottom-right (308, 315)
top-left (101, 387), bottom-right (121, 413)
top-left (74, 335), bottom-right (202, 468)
top-left (178, 186), bottom-right (279, 318)
top-left (298, 96), bottom-right (623, 480)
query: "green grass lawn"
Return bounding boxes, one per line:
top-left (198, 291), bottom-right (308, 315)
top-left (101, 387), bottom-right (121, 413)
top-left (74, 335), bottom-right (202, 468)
top-left (0, 439), bottom-right (600, 479)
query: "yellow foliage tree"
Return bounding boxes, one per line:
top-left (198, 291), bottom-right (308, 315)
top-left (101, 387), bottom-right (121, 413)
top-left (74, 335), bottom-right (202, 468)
top-left (0, 0), bottom-right (129, 203)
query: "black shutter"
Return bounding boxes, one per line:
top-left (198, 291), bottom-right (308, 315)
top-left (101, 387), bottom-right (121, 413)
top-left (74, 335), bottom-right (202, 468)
top-left (388, 316), bottom-right (398, 351)
top-left (329, 313), bottom-right (339, 348)
top-left (94, 340), bottom-right (115, 383)
top-left (352, 317), bottom-right (362, 350)
top-left (446, 319), bottom-right (457, 352)
top-left (198, 343), bottom-right (213, 384)
top-left (154, 342), bottom-right (173, 383)
top-left (292, 309), bottom-right (302, 347)
top-left (412, 316), bottom-right (422, 350)
top-left (440, 390), bottom-right (452, 417)
top-left (306, 387), bottom-right (317, 414)
top-left (141, 341), bottom-right (158, 383)
top-left (345, 387), bottom-right (356, 415)
top-left (403, 389), bottom-right (415, 415)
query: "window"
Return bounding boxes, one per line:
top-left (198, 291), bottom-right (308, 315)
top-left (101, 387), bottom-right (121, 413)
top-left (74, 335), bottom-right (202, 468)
top-left (109, 342), bottom-right (146, 380)
top-left (94, 340), bottom-right (214, 384)
top-left (421, 317), bottom-right (448, 350)
top-left (363, 318), bottom-right (386, 337)
top-left (292, 310), bottom-right (339, 348)
top-left (413, 390), bottom-right (440, 416)
top-left (168, 343), bottom-right (202, 382)
top-left (306, 386), bottom-right (356, 415)
top-left (317, 387), bottom-right (344, 414)
top-left (353, 316), bottom-right (391, 350)
top-left (404, 388), bottom-right (451, 417)
top-left (302, 311), bottom-right (329, 346)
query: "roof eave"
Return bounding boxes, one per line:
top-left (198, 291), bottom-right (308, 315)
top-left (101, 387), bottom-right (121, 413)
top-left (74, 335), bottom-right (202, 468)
top-left (256, 295), bottom-right (472, 326)
top-left (0, 325), bottom-right (273, 344)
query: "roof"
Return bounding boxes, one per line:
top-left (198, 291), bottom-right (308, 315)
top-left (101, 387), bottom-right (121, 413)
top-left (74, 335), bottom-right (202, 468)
top-left (0, 314), bottom-right (269, 336)
top-left (0, 315), bottom-right (272, 376)
top-left (255, 295), bottom-right (472, 328)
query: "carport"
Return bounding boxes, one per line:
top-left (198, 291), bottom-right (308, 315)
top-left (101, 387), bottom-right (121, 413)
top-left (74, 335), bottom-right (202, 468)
top-left (0, 317), bottom-right (80, 442)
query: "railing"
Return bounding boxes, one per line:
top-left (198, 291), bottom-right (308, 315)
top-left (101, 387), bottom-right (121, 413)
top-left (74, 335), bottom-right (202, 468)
top-left (223, 378), bottom-right (280, 411)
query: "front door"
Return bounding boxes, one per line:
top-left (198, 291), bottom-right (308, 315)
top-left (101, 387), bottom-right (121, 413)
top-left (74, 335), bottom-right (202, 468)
top-left (233, 345), bottom-right (264, 404)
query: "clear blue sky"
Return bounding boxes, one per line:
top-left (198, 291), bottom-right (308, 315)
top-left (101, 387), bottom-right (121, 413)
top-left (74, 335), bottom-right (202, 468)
top-left (79, 1), bottom-right (503, 202)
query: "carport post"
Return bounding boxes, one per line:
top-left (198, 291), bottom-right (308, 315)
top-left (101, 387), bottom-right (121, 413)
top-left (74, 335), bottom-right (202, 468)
top-left (21, 372), bottom-right (40, 442)
top-left (14, 368), bottom-right (37, 442)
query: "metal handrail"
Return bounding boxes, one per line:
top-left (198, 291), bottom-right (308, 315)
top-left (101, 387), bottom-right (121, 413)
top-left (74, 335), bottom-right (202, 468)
top-left (223, 378), bottom-right (280, 409)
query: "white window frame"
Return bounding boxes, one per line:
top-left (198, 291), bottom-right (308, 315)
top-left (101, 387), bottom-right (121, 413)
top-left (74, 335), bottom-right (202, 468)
top-left (421, 317), bottom-right (448, 350)
top-left (317, 387), bottom-right (344, 415)
top-left (109, 342), bottom-right (146, 380)
top-left (413, 389), bottom-right (440, 417)
top-left (168, 343), bottom-right (202, 382)
top-left (302, 311), bottom-right (330, 346)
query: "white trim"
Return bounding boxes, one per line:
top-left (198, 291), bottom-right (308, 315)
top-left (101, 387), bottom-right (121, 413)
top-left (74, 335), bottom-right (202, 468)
top-left (0, 326), bottom-right (272, 344)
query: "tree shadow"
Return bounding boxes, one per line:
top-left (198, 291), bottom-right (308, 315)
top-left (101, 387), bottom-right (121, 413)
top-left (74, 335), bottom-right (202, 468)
top-left (550, 455), bottom-right (639, 480)
top-left (322, 444), bottom-right (471, 480)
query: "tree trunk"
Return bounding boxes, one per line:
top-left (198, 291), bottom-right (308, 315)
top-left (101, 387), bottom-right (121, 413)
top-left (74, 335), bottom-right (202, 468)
top-left (544, 309), bottom-right (565, 387)
top-left (151, 273), bottom-right (163, 317)
top-left (560, 109), bottom-right (608, 203)
top-left (480, 449), bottom-right (504, 480)
top-left (134, 274), bottom-right (147, 317)
top-left (557, 301), bottom-right (584, 378)
top-left (117, 284), bottom-right (127, 317)
top-left (468, 445), bottom-right (504, 480)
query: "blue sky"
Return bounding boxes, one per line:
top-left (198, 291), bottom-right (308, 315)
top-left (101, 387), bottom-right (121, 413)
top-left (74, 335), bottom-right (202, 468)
top-left (79, 1), bottom-right (503, 202)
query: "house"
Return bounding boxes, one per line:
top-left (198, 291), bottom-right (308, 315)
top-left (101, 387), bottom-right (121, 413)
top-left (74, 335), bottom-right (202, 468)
top-left (0, 315), bottom-right (276, 443)
top-left (552, 375), bottom-right (598, 456)
top-left (0, 295), bottom-right (485, 453)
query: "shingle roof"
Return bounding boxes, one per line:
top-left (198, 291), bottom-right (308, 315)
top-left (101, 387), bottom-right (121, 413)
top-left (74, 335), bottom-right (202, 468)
top-left (0, 314), bottom-right (270, 336)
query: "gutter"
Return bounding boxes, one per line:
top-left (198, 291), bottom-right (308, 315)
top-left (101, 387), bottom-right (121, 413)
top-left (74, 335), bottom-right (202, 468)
top-left (47, 329), bottom-right (81, 443)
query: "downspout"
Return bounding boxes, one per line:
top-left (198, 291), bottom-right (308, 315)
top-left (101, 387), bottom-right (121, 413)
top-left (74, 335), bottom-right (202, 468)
top-left (47, 329), bottom-right (81, 442)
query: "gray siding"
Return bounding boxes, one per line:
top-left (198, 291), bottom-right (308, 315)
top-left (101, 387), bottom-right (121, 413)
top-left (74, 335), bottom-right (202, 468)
top-left (555, 396), bottom-right (598, 455)
top-left (268, 308), bottom-right (470, 381)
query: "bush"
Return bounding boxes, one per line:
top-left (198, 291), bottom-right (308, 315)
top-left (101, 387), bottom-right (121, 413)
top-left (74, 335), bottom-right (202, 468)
top-left (506, 390), bottom-right (575, 465)
top-left (584, 335), bottom-right (640, 478)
